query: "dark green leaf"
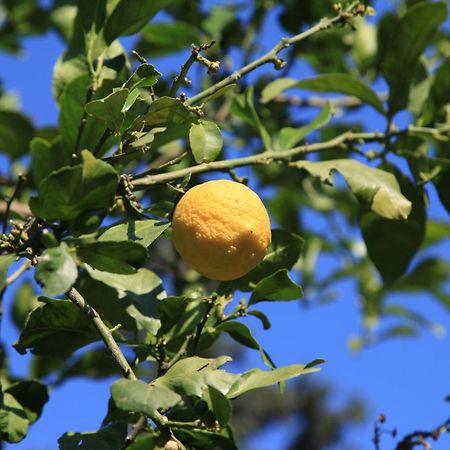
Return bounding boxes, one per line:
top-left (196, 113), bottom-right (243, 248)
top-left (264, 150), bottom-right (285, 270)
top-left (104, 0), bottom-right (175, 44)
top-left (59, 348), bottom-right (121, 382)
top-left (131, 97), bottom-right (192, 130)
top-left (278, 103), bottom-right (332, 151)
top-left (189, 121), bottom-right (223, 163)
top-left (216, 322), bottom-right (259, 350)
top-left (435, 166), bottom-right (450, 216)
top-left (85, 89), bottom-right (129, 132)
top-left (30, 150), bottom-right (118, 221)
top-left (158, 296), bottom-right (209, 348)
top-left (76, 241), bottom-right (147, 274)
top-left (429, 57), bottom-right (450, 119)
top-left (0, 255), bottom-right (16, 292)
top-left (58, 422), bottom-right (127, 450)
top-left (98, 219), bottom-right (169, 247)
top-left (247, 310), bottom-right (271, 330)
top-left (231, 86), bottom-right (271, 150)
top-left (137, 22), bottom-right (199, 56)
top-left (5, 381), bottom-right (48, 424)
top-left (123, 64), bottom-right (161, 111)
top-left (294, 159), bottom-right (412, 220)
top-left (226, 359), bottom-right (324, 399)
top-left (381, 2), bottom-right (448, 114)
top-left (0, 111), bottom-right (34, 159)
top-left (204, 385), bottom-right (231, 428)
top-left (13, 298), bottom-right (99, 357)
top-left (360, 169), bottom-right (426, 285)
top-left (249, 269), bottom-right (303, 305)
top-left (35, 243), bottom-right (78, 295)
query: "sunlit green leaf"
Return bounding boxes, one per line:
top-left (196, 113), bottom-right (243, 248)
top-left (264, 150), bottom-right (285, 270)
top-left (189, 121), bottom-right (223, 163)
top-left (293, 159), bottom-right (412, 220)
top-left (35, 243), bottom-right (78, 295)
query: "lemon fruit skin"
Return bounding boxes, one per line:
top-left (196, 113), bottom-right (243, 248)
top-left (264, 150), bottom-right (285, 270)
top-left (172, 180), bottom-right (271, 281)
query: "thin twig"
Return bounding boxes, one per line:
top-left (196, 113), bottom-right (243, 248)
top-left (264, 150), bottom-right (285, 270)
top-left (121, 416), bottom-right (148, 450)
top-left (93, 128), bottom-right (112, 157)
top-left (5, 259), bottom-right (31, 287)
top-left (66, 287), bottom-right (137, 380)
top-left (1, 174), bottom-right (25, 234)
top-left (184, 3), bottom-right (360, 107)
top-left (169, 41), bottom-right (216, 98)
top-left (190, 300), bottom-right (214, 356)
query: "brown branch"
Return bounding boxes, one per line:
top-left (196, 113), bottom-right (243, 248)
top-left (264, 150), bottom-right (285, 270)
top-left (1, 174), bottom-right (25, 234)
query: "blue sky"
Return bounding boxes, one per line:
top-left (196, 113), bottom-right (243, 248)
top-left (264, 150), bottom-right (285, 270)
top-left (1, 1), bottom-right (450, 449)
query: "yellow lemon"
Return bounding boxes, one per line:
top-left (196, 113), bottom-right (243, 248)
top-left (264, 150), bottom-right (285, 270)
top-left (172, 179), bottom-right (271, 280)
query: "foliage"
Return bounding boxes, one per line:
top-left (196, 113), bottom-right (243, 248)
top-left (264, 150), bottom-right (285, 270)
top-left (0, 0), bottom-right (449, 448)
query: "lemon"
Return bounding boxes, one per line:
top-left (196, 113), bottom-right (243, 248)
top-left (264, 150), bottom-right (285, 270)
top-left (172, 179), bottom-right (271, 280)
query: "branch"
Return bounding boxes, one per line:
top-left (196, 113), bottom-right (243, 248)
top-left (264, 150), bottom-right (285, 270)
top-left (74, 85), bottom-right (95, 157)
top-left (184, 2), bottom-right (361, 107)
top-left (395, 418), bottom-right (450, 450)
top-left (131, 131), bottom-right (362, 189)
top-left (66, 287), bottom-right (137, 380)
top-left (1, 174), bottom-right (25, 234)
top-left (131, 123), bottom-right (450, 190)
top-left (169, 41), bottom-right (216, 98)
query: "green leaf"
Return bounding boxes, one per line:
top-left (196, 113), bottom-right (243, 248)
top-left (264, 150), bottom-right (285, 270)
top-left (221, 230), bottom-right (304, 293)
top-left (157, 356), bottom-right (236, 397)
top-left (231, 86), bottom-right (272, 151)
top-left (104, 0), bottom-right (175, 44)
top-left (360, 169), bottom-right (426, 285)
top-left (0, 255), bottom-right (16, 291)
top-left (85, 89), bottom-right (129, 132)
top-left (381, 2), bottom-right (448, 114)
top-left (261, 75), bottom-right (384, 114)
top-left (11, 282), bottom-right (40, 330)
top-left (85, 266), bottom-right (165, 303)
top-left (226, 359), bottom-right (324, 399)
top-left (30, 150), bottom-right (118, 221)
top-left (247, 310), bottom-right (271, 330)
top-left (137, 22), bottom-right (199, 57)
top-left (278, 103), bottom-right (332, 151)
top-left (35, 243), bottom-right (78, 295)
top-left (5, 381), bottom-right (48, 424)
top-left (131, 97), bottom-right (192, 130)
top-left (14, 298), bottom-right (99, 357)
top-left (0, 389), bottom-right (29, 443)
top-left (58, 422), bottom-right (127, 450)
top-left (122, 64), bottom-right (161, 111)
top-left (204, 385), bottom-right (231, 428)
top-left (111, 379), bottom-right (181, 416)
top-left (261, 78), bottom-right (298, 104)
top-left (293, 159), bottom-right (412, 220)
top-left (189, 121), bottom-right (223, 163)
top-left (216, 322), bottom-right (259, 350)
top-left (298, 74), bottom-right (384, 114)
top-left (58, 348), bottom-right (121, 382)
top-left (0, 111), bottom-right (34, 159)
top-left (158, 297), bottom-right (209, 348)
top-left (249, 269), bottom-right (303, 305)
top-left (98, 219), bottom-right (169, 247)
top-left (429, 57), bottom-right (450, 119)
top-left (77, 241), bottom-right (147, 274)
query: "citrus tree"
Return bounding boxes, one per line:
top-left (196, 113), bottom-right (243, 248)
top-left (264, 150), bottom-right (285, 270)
top-left (0, 0), bottom-right (450, 448)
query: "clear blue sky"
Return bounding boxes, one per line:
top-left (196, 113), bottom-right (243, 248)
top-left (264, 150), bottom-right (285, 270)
top-left (1, 2), bottom-right (450, 449)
